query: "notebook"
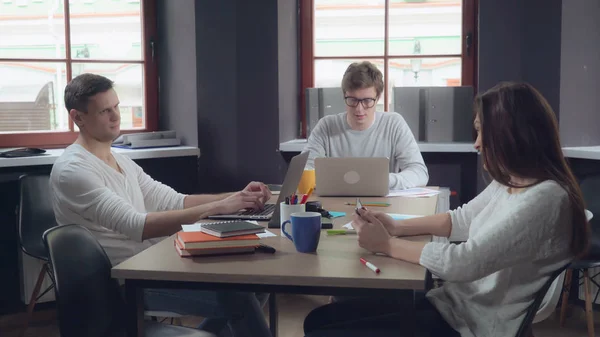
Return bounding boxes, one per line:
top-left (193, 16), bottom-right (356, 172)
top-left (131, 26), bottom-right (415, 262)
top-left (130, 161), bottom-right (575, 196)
top-left (176, 231), bottom-right (260, 250)
top-left (201, 221), bottom-right (265, 238)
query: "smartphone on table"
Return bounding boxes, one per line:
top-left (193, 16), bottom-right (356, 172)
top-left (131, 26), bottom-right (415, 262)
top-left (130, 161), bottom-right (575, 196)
top-left (355, 198), bottom-right (363, 216)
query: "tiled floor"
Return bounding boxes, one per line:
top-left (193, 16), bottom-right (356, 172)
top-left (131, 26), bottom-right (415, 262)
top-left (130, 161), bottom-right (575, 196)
top-left (1, 294), bottom-right (597, 337)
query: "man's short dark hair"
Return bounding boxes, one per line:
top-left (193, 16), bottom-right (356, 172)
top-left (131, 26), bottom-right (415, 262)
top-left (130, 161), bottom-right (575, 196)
top-left (64, 73), bottom-right (114, 112)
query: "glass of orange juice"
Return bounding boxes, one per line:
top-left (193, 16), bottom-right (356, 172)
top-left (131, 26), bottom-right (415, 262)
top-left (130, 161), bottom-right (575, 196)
top-left (297, 169), bottom-right (316, 194)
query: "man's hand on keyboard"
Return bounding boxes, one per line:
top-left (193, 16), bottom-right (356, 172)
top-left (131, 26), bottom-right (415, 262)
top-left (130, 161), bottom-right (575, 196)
top-left (242, 181), bottom-right (272, 204)
top-left (217, 190), bottom-right (266, 214)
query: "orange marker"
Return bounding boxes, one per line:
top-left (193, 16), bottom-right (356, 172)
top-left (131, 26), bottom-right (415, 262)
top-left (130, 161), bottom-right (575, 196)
top-left (305, 187), bottom-right (314, 199)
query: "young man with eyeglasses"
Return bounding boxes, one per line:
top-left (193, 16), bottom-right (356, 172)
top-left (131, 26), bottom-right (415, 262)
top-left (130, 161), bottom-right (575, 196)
top-left (304, 61), bottom-right (429, 190)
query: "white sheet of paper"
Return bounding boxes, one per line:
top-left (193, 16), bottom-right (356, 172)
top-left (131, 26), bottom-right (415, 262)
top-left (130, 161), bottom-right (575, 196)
top-left (256, 230), bottom-right (277, 238)
top-left (181, 221), bottom-right (277, 237)
top-left (181, 223), bottom-right (204, 232)
top-left (387, 187), bottom-right (440, 198)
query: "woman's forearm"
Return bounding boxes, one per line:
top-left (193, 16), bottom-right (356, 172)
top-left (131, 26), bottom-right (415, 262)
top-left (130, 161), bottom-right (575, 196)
top-left (391, 212), bottom-right (452, 237)
top-left (385, 238), bottom-right (428, 264)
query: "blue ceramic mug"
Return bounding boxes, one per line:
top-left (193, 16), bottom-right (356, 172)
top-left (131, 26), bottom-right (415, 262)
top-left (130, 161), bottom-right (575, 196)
top-left (281, 211), bottom-right (322, 253)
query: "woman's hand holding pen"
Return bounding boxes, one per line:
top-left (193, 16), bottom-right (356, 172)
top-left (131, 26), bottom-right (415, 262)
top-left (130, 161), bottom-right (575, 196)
top-left (352, 208), bottom-right (392, 255)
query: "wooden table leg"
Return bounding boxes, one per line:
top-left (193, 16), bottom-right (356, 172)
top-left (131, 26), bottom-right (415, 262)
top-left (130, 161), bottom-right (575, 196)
top-left (269, 293), bottom-right (278, 337)
top-left (125, 281), bottom-right (144, 337)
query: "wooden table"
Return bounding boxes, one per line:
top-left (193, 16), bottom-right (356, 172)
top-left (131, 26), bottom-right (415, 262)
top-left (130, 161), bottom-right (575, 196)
top-left (112, 194), bottom-right (439, 337)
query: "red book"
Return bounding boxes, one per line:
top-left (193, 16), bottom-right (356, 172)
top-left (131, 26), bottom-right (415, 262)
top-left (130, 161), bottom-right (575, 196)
top-left (176, 231), bottom-right (260, 250)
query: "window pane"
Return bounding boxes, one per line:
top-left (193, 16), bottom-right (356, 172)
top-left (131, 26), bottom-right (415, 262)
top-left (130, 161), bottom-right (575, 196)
top-left (315, 0), bottom-right (385, 57)
top-left (388, 57), bottom-right (462, 110)
top-left (0, 61), bottom-right (68, 133)
top-left (72, 62), bottom-right (145, 129)
top-left (69, 0), bottom-right (142, 60)
top-left (0, 1), bottom-right (66, 59)
top-left (388, 0), bottom-right (462, 56)
top-left (314, 59), bottom-right (385, 112)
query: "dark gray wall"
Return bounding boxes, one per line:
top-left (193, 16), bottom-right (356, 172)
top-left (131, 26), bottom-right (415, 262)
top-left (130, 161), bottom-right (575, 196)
top-left (476, 0), bottom-right (563, 192)
top-left (192, 0), bottom-right (293, 192)
top-left (278, 0), bottom-right (300, 142)
top-left (521, 0), bottom-right (562, 115)
top-left (235, 0), bottom-right (287, 187)
top-left (195, 1), bottom-right (240, 192)
top-left (157, 0), bottom-right (198, 147)
top-left (559, 0), bottom-right (600, 147)
top-left (157, 0), bottom-right (298, 193)
top-left (478, 0), bottom-right (524, 92)
top-left (478, 0), bottom-right (562, 114)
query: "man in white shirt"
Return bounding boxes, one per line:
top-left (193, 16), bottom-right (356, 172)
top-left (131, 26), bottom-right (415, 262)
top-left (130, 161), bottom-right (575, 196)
top-left (304, 61), bottom-right (429, 190)
top-left (50, 73), bottom-right (272, 337)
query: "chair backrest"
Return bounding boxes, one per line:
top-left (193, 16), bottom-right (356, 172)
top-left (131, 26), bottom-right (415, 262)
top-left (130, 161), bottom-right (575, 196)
top-left (581, 175), bottom-right (600, 223)
top-left (580, 176), bottom-right (600, 258)
top-left (19, 174), bottom-right (57, 260)
top-left (515, 265), bottom-right (569, 337)
top-left (43, 224), bottom-right (125, 337)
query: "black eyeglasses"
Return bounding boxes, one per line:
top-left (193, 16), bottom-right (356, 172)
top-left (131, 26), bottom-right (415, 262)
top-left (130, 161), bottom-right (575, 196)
top-left (344, 96), bottom-right (377, 108)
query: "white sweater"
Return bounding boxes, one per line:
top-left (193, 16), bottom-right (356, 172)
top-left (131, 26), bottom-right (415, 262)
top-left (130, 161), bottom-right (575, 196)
top-left (304, 112), bottom-right (429, 190)
top-left (50, 144), bottom-right (186, 266)
top-left (420, 180), bottom-right (573, 337)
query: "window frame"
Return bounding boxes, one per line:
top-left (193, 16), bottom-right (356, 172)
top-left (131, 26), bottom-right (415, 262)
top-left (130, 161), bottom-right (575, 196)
top-left (0, 0), bottom-right (158, 148)
top-left (299, 0), bottom-right (479, 138)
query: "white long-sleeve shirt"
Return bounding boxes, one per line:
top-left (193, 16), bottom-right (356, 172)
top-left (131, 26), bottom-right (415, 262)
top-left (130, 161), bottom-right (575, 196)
top-left (50, 144), bottom-right (186, 266)
top-left (304, 112), bottom-right (429, 190)
top-left (420, 180), bottom-right (573, 337)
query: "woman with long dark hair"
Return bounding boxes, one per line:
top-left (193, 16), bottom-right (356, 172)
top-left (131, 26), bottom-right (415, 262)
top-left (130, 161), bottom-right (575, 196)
top-left (304, 82), bottom-right (591, 337)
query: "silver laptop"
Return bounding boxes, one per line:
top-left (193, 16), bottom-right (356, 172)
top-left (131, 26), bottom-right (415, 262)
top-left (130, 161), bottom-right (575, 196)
top-left (315, 157), bottom-right (389, 197)
top-left (208, 151), bottom-right (309, 226)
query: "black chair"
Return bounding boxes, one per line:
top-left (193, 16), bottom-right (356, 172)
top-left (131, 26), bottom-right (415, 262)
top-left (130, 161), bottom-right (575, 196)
top-left (17, 174), bottom-right (58, 337)
top-left (516, 265), bottom-right (569, 337)
top-left (425, 264), bottom-right (567, 337)
top-left (559, 175), bottom-right (600, 337)
top-left (42, 224), bottom-right (216, 337)
top-left (304, 266), bottom-right (567, 337)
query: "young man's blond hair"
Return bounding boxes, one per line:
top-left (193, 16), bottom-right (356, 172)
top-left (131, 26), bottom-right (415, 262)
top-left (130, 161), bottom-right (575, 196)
top-left (341, 61), bottom-right (384, 97)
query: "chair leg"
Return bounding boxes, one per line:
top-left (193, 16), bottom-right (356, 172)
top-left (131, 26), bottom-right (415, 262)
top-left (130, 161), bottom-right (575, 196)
top-left (583, 269), bottom-right (595, 337)
top-left (19, 263), bottom-right (49, 337)
top-left (560, 269), bottom-right (573, 327)
top-left (173, 317), bottom-right (182, 326)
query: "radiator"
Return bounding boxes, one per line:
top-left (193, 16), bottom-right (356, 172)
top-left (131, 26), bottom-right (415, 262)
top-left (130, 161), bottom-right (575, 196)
top-left (19, 250), bottom-right (55, 305)
top-left (579, 267), bottom-right (600, 304)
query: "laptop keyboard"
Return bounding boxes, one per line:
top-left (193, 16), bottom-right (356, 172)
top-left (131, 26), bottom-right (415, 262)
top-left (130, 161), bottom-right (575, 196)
top-left (239, 203), bottom-right (276, 216)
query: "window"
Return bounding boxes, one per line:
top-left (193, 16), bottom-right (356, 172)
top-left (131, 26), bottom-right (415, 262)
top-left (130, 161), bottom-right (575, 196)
top-left (300, 0), bottom-right (478, 137)
top-left (0, 0), bottom-right (157, 147)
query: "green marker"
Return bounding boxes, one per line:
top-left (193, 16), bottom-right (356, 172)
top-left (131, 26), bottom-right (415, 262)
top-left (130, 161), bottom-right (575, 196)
top-left (327, 229), bottom-right (357, 235)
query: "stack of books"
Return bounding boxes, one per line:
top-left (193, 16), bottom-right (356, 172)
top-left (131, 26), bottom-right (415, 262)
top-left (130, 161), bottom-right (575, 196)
top-left (175, 221), bottom-right (265, 257)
